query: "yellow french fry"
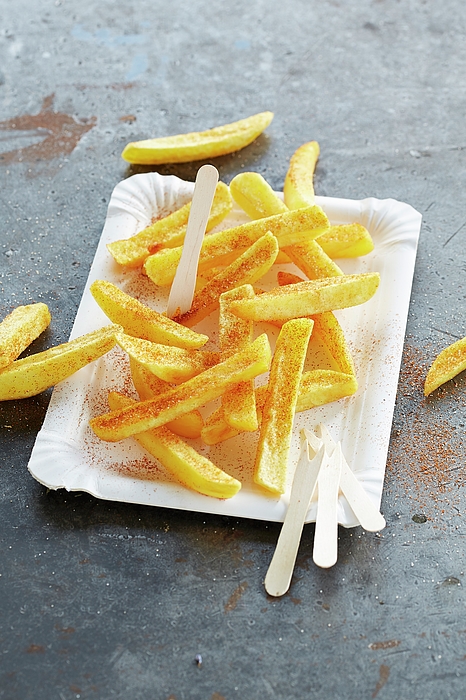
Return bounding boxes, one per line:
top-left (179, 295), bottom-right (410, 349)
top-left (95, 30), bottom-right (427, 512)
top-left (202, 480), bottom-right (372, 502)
top-left (230, 170), bottom-right (342, 279)
top-left (129, 358), bottom-right (203, 439)
top-left (284, 143), bottom-right (374, 257)
top-left (219, 285), bottom-right (258, 432)
top-left (90, 280), bottom-right (208, 349)
top-left (172, 232), bottom-right (279, 327)
top-left (144, 205), bottom-right (329, 287)
top-left (229, 273), bottom-right (380, 322)
top-left (108, 392), bottom-right (241, 499)
top-left (90, 333), bottom-right (271, 442)
top-left (283, 240), bottom-right (343, 280)
top-left (0, 303), bottom-right (51, 370)
top-left (254, 318), bottom-right (314, 494)
top-left (107, 181), bottom-right (232, 268)
top-left (0, 325), bottom-right (119, 401)
top-left (284, 141), bottom-right (320, 209)
top-left (424, 336), bottom-right (466, 396)
top-left (116, 332), bottom-right (219, 384)
top-left (230, 171), bottom-right (288, 219)
top-left (296, 369), bottom-right (358, 410)
top-left (121, 111), bottom-right (274, 164)
top-left (318, 223), bottom-right (374, 259)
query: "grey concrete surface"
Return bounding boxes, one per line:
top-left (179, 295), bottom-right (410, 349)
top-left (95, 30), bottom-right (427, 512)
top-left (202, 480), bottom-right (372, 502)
top-left (1, 1), bottom-right (466, 698)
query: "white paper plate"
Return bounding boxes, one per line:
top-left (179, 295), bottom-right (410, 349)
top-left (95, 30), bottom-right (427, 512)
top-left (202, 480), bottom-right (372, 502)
top-left (27, 173), bottom-right (422, 526)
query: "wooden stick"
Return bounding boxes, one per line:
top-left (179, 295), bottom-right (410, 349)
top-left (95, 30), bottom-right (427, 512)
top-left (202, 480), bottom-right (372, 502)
top-left (166, 164), bottom-right (219, 318)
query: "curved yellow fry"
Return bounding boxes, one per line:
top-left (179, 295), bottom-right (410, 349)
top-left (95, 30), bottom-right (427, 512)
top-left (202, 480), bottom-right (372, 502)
top-left (284, 141), bottom-right (320, 209)
top-left (121, 111), bottom-right (274, 164)
top-left (0, 303), bottom-right (51, 370)
top-left (424, 336), bottom-right (466, 396)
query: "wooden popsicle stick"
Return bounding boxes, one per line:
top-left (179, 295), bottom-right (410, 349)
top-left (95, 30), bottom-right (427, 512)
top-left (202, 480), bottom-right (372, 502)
top-left (166, 164), bottom-right (219, 318)
top-left (265, 441), bottom-right (326, 597)
top-left (313, 442), bottom-right (342, 569)
top-left (311, 424), bottom-right (386, 533)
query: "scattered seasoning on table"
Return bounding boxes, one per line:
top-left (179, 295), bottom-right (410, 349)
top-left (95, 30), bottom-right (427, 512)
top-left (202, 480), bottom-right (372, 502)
top-left (386, 340), bottom-right (465, 519)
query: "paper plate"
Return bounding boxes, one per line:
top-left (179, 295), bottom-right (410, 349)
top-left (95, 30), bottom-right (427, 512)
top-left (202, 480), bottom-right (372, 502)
top-left (27, 173), bottom-right (422, 526)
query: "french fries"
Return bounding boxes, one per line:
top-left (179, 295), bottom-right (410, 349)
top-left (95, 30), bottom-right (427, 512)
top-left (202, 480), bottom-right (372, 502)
top-left (108, 392), bottom-right (241, 499)
top-left (284, 141), bottom-right (374, 257)
top-left (219, 285), bottom-right (258, 432)
top-left (85, 141), bottom-right (384, 498)
top-left (144, 205), bottom-right (330, 287)
top-left (283, 140), bottom-right (320, 209)
top-left (129, 357), bottom-right (203, 439)
top-left (116, 332), bottom-right (219, 384)
top-left (172, 232), bottom-right (279, 327)
top-left (107, 181), bottom-right (232, 268)
top-left (229, 170), bottom-right (343, 279)
top-left (7, 134), bottom-right (385, 502)
top-left (90, 333), bottom-right (272, 442)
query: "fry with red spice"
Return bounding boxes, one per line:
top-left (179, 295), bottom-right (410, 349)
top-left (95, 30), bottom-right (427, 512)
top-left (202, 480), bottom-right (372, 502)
top-left (229, 273), bottom-right (380, 323)
top-left (424, 335), bottom-right (466, 396)
top-left (219, 285), bottom-right (258, 432)
top-left (254, 317), bottom-right (314, 494)
top-left (90, 279), bottom-right (208, 349)
top-left (0, 325), bottom-right (119, 401)
top-left (229, 170), bottom-right (343, 279)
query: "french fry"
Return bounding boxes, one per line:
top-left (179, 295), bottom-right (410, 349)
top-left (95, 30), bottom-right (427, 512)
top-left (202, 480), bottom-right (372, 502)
top-left (283, 240), bottom-right (343, 280)
top-left (107, 181), bottom-right (232, 268)
top-left (229, 273), bottom-right (380, 322)
top-left (172, 232), bottom-right (279, 327)
top-left (90, 333), bottom-right (271, 442)
top-left (283, 140), bottom-right (320, 209)
top-left (90, 280), bottom-right (208, 349)
top-left (121, 111), bottom-right (274, 165)
top-left (129, 358), bottom-right (203, 438)
top-left (317, 223), bottom-right (374, 259)
top-left (108, 392), bottom-right (241, 499)
top-left (424, 336), bottom-right (466, 396)
top-left (254, 318), bottom-right (314, 494)
top-left (230, 171), bottom-right (343, 279)
top-left (230, 171), bottom-right (288, 219)
top-left (296, 369), bottom-right (358, 410)
top-left (116, 332), bottom-right (219, 384)
top-left (0, 303), bottom-right (51, 370)
top-left (0, 325), bottom-right (119, 400)
top-left (144, 205), bottom-right (330, 287)
top-left (284, 143), bottom-right (374, 257)
top-left (219, 285), bottom-right (258, 432)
